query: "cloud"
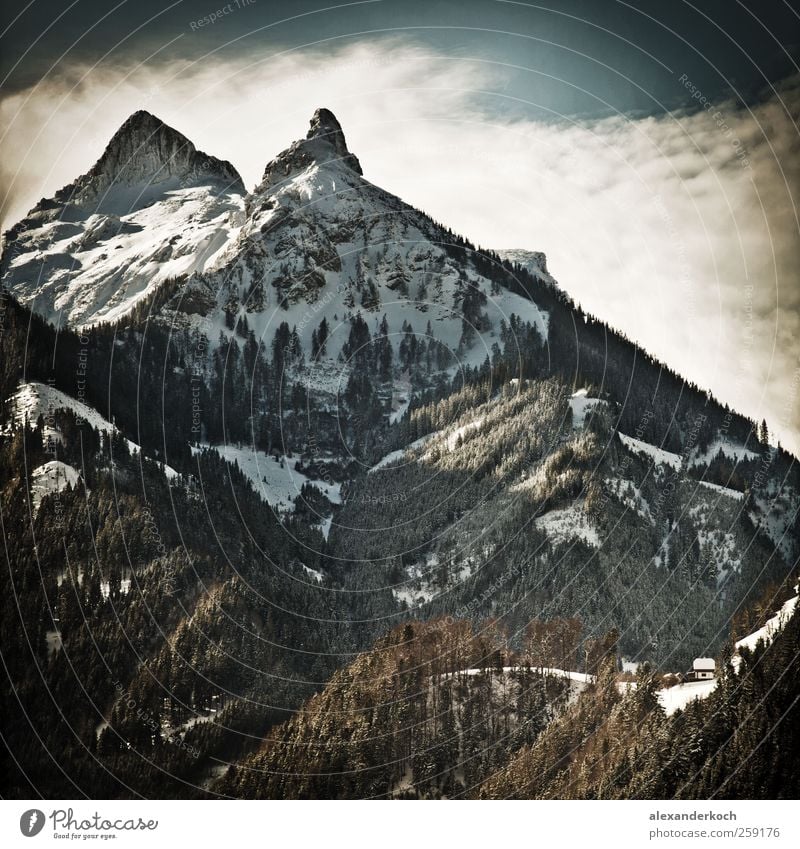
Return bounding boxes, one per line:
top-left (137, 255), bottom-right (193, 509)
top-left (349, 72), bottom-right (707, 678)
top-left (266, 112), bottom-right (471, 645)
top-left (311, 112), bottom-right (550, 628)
top-left (2, 42), bottom-right (799, 452)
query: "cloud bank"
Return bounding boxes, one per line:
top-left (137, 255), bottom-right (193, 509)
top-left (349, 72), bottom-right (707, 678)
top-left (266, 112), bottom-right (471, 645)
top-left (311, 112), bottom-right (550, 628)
top-left (2, 43), bottom-right (799, 452)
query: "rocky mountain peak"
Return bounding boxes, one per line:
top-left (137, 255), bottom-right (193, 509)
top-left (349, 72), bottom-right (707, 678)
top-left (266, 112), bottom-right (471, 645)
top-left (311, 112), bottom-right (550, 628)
top-left (304, 107), bottom-right (362, 174)
top-left (307, 108), bottom-right (352, 156)
top-left (256, 107), bottom-right (363, 192)
top-left (56, 110), bottom-right (245, 206)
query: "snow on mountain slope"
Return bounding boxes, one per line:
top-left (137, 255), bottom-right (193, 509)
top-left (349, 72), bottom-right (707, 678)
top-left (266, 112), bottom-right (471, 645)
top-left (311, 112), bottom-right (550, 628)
top-left (749, 483), bottom-right (800, 562)
top-left (658, 678), bottom-right (718, 716)
top-left (151, 109), bottom-right (550, 380)
top-left (7, 382), bottom-right (138, 452)
top-left (7, 381), bottom-right (179, 477)
top-left (695, 479), bottom-right (744, 500)
top-left (691, 437), bottom-right (760, 466)
top-left (494, 248), bottom-right (556, 288)
top-left (732, 592), bottom-right (799, 672)
top-left (436, 416), bottom-right (486, 454)
top-left (534, 503), bottom-right (601, 548)
top-left (29, 460), bottom-right (81, 513)
top-left (3, 107), bottom-right (553, 396)
top-left (192, 442), bottom-right (341, 514)
top-left (603, 476), bottom-right (654, 524)
top-left (569, 388), bottom-right (605, 429)
top-left (657, 587), bottom-right (799, 714)
top-left (2, 111), bottom-right (245, 328)
top-left (369, 433), bottom-right (435, 473)
top-left (618, 432), bottom-right (682, 470)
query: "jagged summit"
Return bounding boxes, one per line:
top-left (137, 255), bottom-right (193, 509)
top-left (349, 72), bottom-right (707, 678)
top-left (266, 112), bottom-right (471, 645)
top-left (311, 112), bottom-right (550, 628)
top-left (306, 108), bottom-right (355, 160)
top-left (303, 107), bottom-right (363, 174)
top-left (66, 110), bottom-right (245, 203)
top-left (257, 107), bottom-right (363, 192)
top-left (1, 110), bottom-right (245, 240)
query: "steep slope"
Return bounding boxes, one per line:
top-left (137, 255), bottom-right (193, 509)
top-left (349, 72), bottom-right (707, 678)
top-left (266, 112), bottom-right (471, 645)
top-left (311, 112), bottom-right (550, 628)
top-left (1, 111), bottom-right (245, 328)
top-left (332, 376), bottom-right (796, 667)
top-left (161, 108), bottom-right (549, 393)
top-left (2, 107), bottom-right (799, 800)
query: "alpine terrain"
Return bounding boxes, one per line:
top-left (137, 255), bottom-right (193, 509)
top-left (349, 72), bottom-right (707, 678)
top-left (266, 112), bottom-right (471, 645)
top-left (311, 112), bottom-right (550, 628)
top-left (1, 108), bottom-right (798, 799)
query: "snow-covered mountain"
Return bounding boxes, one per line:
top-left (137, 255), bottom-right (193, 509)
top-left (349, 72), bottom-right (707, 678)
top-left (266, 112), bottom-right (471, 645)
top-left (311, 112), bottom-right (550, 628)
top-left (3, 106), bottom-right (797, 668)
top-left (1, 111), bottom-right (245, 328)
top-left (2, 109), bottom-right (550, 372)
top-left (160, 108), bottom-right (549, 378)
top-left (3, 105), bottom-right (799, 800)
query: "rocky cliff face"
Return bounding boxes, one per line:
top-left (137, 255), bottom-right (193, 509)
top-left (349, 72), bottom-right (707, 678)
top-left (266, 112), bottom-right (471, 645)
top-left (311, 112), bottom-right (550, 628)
top-left (66, 109), bottom-right (245, 204)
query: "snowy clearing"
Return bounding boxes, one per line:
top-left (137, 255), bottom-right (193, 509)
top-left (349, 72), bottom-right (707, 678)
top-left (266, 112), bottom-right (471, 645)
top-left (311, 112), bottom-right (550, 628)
top-left (535, 503), bottom-right (601, 548)
top-left (691, 437), bottom-right (760, 467)
top-left (618, 432), bottom-right (682, 470)
top-left (194, 443), bottom-right (341, 513)
top-left (29, 460), bottom-right (81, 513)
top-left (568, 389), bottom-right (605, 428)
top-left (694, 479), bottom-right (745, 500)
top-left (658, 679), bottom-right (719, 716)
top-left (657, 589), bottom-right (799, 713)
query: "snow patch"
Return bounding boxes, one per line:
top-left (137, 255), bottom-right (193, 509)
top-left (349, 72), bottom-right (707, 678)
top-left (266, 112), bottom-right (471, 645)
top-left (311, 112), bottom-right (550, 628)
top-left (369, 433), bottom-right (435, 473)
top-left (692, 437), bottom-right (759, 467)
top-left (535, 504), bottom-right (601, 548)
top-left (695, 479), bottom-right (744, 500)
top-left (658, 678), bottom-right (718, 716)
top-left (618, 432), bottom-right (682, 470)
top-left (29, 460), bottom-right (81, 513)
top-left (733, 594), bottom-right (799, 672)
top-left (568, 389), bottom-right (604, 428)
top-left (193, 443), bottom-right (341, 513)
top-left (8, 382), bottom-right (179, 477)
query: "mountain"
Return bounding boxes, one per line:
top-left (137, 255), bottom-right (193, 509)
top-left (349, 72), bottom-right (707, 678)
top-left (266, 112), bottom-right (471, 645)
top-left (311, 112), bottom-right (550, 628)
top-left (1, 108), bottom-right (799, 800)
top-left (479, 579), bottom-right (800, 800)
top-left (1, 111), bottom-right (245, 328)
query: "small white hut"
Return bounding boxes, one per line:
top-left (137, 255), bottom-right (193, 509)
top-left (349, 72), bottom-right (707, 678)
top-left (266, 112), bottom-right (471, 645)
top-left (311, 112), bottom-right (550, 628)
top-left (690, 657), bottom-right (716, 681)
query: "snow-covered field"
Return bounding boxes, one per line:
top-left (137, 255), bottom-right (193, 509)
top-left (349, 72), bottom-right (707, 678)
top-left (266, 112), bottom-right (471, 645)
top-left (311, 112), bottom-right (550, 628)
top-left (658, 678), bottom-right (719, 716)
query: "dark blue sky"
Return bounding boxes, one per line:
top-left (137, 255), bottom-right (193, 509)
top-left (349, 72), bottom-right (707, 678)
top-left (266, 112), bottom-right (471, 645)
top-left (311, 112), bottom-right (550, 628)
top-left (2, 0), bottom-right (799, 118)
